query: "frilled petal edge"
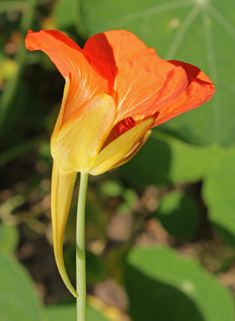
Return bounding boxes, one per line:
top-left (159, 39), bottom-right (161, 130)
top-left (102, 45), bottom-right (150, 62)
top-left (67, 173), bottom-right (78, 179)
top-left (150, 60), bottom-right (215, 127)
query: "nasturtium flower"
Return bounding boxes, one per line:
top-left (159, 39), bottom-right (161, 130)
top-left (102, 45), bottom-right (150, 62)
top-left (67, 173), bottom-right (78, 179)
top-left (25, 29), bottom-right (215, 297)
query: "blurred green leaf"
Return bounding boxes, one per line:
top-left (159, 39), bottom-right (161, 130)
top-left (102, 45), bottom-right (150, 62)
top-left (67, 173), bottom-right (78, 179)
top-left (80, 0), bottom-right (235, 146)
top-left (100, 181), bottom-right (138, 214)
top-left (0, 137), bottom-right (40, 166)
top-left (64, 246), bottom-right (107, 286)
top-left (119, 134), bottom-right (171, 186)
top-left (0, 59), bottom-right (18, 81)
top-left (100, 180), bottom-right (123, 197)
top-left (0, 1), bottom-right (27, 13)
top-left (126, 246), bottom-right (235, 321)
top-left (0, 0), bottom-right (38, 135)
top-left (154, 190), bottom-right (199, 240)
top-left (0, 253), bottom-right (43, 321)
top-left (53, 0), bottom-right (74, 29)
top-left (87, 304), bottom-right (110, 321)
top-left (38, 140), bottom-right (51, 159)
top-left (0, 223), bottom-right (19, 254)
top-left (118, 188), bottom-right (138, 214)
top-left (202, 149), bottom-right (235, 245)
top-left (120, 132), bottom-right (235, 243)
top-left (44, 304), bottom-right (76, 321)
top-left (44, 304), bottom-right (110, 321)
top-left (106, 244), bottom-right (130, 283)
top-left (86, 250), bottom-right (107, 285)
top-left (53, 0), bottom-right (88, 38)
top-left (119, 132), bottom-right (210, 186)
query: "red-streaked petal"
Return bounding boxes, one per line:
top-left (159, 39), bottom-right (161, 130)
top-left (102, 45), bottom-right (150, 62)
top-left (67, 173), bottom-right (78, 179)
top-left (103, 117), bottom-right (135, 146)
top-left (25, 30), bottom-right (109, 122)
top-left (84, 30), bottom-right (188, 121)
top-left (89, 118), bottom-right (154, 175)
top-left (149, 61), bottom-right (215, 127)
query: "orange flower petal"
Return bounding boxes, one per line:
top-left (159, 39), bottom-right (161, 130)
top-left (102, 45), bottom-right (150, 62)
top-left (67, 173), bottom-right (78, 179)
top-left (150, 61), bottom-right (215, 127)
top-left (25, 30), bottom-right (109, 122)
top-left (84, 30), bottom-right (188, 121)
top-left (83, 32), bottom-right (118, 95)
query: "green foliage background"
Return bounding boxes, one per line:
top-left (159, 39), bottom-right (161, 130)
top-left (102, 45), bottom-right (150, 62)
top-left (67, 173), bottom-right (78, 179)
top-left (0, 0), bottom-right (235, 320)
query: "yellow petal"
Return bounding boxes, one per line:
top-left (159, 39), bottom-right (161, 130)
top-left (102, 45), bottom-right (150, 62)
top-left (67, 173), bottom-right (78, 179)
top-left (51, 93), bottom-right (116, 173)
top-left (51, 162), bottom-right (77, 297)
top-left (89, 118), bottom-right (154, 175)
top-left (110, 129), bottom-right (152, 170)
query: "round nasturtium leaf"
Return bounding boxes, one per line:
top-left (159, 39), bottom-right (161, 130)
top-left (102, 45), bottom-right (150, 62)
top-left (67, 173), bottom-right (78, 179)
top-left (0, 254), bottom-right (43, 321)
top-left (154, 190), bottom-right (200, 241)
top-left (125, 246), bottom-right (235, 321)
top-left (0, 223), bottom-right (19, 254)
top-left (44, 303), bottom-right (111, 321)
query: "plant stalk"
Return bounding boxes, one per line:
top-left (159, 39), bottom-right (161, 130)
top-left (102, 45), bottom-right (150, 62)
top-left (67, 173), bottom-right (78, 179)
top-left (76, 172), bottom-right (89, 321)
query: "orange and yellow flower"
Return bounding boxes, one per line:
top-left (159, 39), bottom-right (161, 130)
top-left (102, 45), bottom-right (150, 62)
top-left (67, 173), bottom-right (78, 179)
top-left (25, 29), bottom-right (215, 296)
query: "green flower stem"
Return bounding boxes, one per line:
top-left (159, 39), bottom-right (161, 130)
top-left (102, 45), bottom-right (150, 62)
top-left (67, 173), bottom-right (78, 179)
top-left (76, 172), bottom-right (89, 321)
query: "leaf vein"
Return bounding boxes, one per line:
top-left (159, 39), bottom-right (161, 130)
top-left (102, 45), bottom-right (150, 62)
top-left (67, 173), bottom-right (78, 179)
top-left (99, 0), bottom-right (194, 32)
top-left (209, 4), bottom-right (235, 41)
top-left (202, 10), bottom-right (220, 140)
top-left (164, 5), bottom-right (200, 60)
